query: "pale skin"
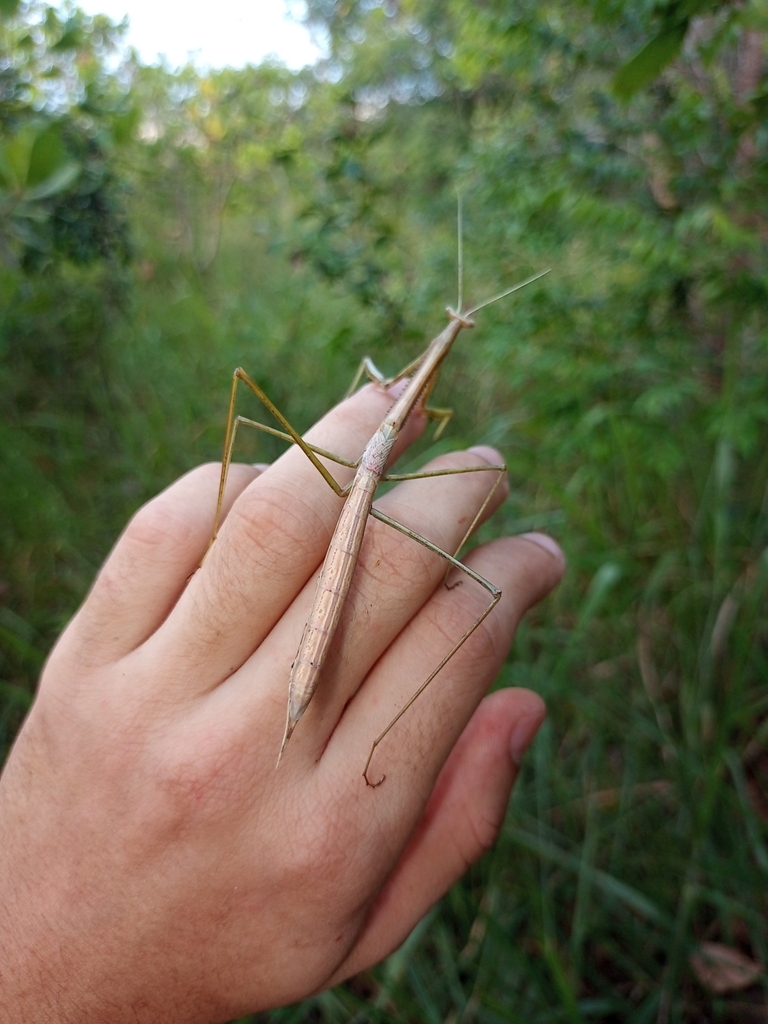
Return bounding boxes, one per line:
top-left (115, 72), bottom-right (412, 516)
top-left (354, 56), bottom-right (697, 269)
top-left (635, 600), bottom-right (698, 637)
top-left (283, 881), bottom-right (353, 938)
top-left (0, 383), bottom-right (565, 1024)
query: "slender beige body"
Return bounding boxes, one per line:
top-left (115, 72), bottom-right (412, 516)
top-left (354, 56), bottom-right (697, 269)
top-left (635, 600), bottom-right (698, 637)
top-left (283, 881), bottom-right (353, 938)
top-left (203, 244), bottom-right (546, 777)
top-left (271, 267), bottom-right (549, 770)
top-left (279, 312), bottom-right (469, 757)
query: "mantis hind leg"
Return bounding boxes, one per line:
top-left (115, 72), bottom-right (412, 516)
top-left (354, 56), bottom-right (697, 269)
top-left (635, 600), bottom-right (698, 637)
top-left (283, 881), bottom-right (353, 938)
top-left (381, 463), bottom-right (507, 566)
top-left (361, 476), bottom-right (504, 787)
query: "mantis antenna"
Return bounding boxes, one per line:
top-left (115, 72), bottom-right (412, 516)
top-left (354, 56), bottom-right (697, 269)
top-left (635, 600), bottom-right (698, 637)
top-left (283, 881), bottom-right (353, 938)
top-left (455, 190), bottom-right (550, 316)
top-left (466, 268), bottom-right (551, 317)
top-left (457, 191), bottom-right (464, 315)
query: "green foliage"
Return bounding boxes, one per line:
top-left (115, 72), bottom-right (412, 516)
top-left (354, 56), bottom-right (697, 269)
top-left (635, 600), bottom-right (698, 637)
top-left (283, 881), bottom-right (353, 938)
top-left (0, 0), bottom-right (133, 715)
top-left (613, 22), bottom-right (689, 98)
top-left (0, 2), bottom-right (134, 267)
top-left (2, 0), bottom-right (768, 1019)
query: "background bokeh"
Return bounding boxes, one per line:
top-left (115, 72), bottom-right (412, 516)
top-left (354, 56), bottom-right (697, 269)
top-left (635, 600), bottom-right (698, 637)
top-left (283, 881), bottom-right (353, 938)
top-left (1, 1), bottom-right (767, 1020)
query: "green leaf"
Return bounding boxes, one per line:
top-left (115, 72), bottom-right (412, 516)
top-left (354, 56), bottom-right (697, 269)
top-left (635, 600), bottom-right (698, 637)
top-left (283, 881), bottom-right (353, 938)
top-left (25, 161), bottom-right (80, 201)
top-left (26, 124), bottom-right (68, 187)
top-left (508, 827), bottom-right (672, 927)
top-left (577, 562), bottom-right (623, 629)
top-left (0, 147), bottom-right (14, 189)
top-left (0, 121), bottom-right (81, 201)
top-left (111, 107), bottom-right (141, 146)
top-left (52, 27), bottom-right (84, 52)
top-left (0, 0), bottom-right (21, 18)
top-left (0, 123), bottom-right (76, 192)
top-left (613, 21), bottom-right (688, 100)
top-left (0, 129), bottom-right (36, 189)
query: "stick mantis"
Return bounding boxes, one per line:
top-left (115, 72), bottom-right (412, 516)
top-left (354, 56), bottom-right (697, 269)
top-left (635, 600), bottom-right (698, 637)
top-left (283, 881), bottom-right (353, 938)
top-left (207, 213), bottom-right (548, 785)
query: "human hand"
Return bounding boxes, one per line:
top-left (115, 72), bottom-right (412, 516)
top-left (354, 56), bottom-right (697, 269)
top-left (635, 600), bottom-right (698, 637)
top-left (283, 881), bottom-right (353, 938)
top-left (0, 383), bottom-right (564, 1023)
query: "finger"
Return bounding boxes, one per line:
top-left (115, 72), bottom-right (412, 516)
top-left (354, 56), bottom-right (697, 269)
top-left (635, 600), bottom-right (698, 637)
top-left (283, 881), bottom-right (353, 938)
top-left (326, 532), bottom-right (564, 805)
top-left (142, 385), bottom-right (426, 698)
top-left (52, 463), bottom-right (261, 672)
top-left (267, 446), bottom-right (509, 767)
top-left (329, 688), bottom-right (546, 980)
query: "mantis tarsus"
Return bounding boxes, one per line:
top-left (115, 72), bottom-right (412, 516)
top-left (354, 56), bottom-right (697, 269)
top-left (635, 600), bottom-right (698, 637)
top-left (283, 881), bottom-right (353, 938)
top-left (207, 218), bottom-right (548, 786)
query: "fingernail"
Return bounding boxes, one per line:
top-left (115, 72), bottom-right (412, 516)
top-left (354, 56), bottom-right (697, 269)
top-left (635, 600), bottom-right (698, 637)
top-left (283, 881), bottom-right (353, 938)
top-left (467, 445), bottom-right (505, 467)
top-left (520, 532), bottom-right (565, 564)
top-left (510, 707), bottom-right (547, 766)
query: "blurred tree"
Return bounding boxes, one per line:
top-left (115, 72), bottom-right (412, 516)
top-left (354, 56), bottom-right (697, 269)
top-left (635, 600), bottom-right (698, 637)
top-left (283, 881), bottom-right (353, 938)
top-left (0, 1), bottom-right (133, 270)
top-left (0, 0), bottom-right (135, 739)
top-left (298, 0), bottom-right (768, 460)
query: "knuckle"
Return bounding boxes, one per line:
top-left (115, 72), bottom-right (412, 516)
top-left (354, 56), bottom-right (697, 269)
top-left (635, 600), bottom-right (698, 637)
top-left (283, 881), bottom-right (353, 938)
top-left (430, 586), bottom-right (500, 665)
top-left (443, 793), bottom-right (504, 872)
top-left (149, 730), bottom-right (249, 830)
top-left (465, 807), bottom-right (503, 858)
top-left (362, 519), bottom-right (435, 590)
top-left (221, 483), bottom-right (329, 578)
top-left (378, 462), bottom-right (501, 566)
top-left (280, 793), bottom-right (359, 897)
top-left (124, 495), bottom-right (197, 557)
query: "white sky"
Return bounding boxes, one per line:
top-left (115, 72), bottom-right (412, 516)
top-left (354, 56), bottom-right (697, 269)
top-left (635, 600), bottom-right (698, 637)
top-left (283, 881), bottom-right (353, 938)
top-left (67, 0), bottom-right (324, 71)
